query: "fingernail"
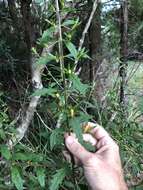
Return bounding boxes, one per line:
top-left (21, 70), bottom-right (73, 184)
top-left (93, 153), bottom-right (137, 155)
top-left (66, 136), bottom-right (74, 145)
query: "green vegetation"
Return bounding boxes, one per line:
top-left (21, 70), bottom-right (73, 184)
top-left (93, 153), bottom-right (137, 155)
top-left (0, 0), bottom-right (143, 189)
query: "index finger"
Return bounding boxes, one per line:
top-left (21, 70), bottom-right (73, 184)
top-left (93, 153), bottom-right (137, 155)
top-left (90, 124), bottom-right (110, 140)
top-left (82, 122), bottom-right (113, 143)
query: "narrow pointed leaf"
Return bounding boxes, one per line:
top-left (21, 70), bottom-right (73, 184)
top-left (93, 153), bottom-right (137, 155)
top-left (11, 166), bottom-right (23, 190)
top-left (66, 42), bottom-right (78, 59)
top-left (49, 167), bottom-right (67, 190)
top-left (1, 145), bottom-right (11, 160)
top-left (36, 167), bottom-right (45, 187)
top-left (32, 87), bottom-right (57, 97)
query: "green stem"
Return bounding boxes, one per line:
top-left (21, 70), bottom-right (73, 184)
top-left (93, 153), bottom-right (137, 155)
top-left (55, 0), bottom-right (69, 130)
top-left (55, 1), bottom-right (76, 186)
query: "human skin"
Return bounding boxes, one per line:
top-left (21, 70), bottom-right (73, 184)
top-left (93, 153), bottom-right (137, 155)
top-left (65, 124), bottom-right (128, 190)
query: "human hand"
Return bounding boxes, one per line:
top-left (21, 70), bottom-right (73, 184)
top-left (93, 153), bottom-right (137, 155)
top-left (65, 123), bottom-right (128, 190)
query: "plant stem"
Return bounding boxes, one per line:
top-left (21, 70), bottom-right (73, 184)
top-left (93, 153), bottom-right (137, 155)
top-left (55, 1), bottom-right (77, 186)
top-left (55, 0), bottom-right (69, 130)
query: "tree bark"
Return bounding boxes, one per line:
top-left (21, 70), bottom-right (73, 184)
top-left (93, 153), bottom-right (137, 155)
top-left (89, 3), bottom-right (101, 81)
top-left (7, 0), bottom-right (20, 34)
top-left (20, 0), bottom-right (33, 71)
top-left (88, 3), bottom-right (104, 104)
top-left (119, 0), bottom-right (128, 105)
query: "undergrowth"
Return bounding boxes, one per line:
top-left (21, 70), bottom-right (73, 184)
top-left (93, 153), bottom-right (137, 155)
top-left (0, 1), bottom-right (143, 190)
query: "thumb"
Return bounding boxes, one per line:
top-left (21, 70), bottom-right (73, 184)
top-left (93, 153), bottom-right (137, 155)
top-left (65, 135), bottom-right (92, 163)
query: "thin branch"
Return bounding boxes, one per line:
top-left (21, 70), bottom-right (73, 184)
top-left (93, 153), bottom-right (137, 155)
top-left (36, 111), bottom-right (52, 131)
top-left (74, 0), bottom-right (99, 71)
top-left (126, 62), bottom-right (142, 84)
top-left (78, 0), bottom-right (99, 52)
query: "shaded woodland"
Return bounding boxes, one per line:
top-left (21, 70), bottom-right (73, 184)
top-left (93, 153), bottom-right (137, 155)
top-left (0, 0), bottom-right (143, 189)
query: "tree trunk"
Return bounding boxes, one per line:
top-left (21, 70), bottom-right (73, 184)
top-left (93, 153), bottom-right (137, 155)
top-left (20, 0), bottom-right (32, 52)
top-left (20, 0), bottom-right (33, 73)
top-left (89, 3), bottom-right (105, 104)
top-left (119, 0), bottom-right (128, 106)
top-left (89, 3), bottom-right (101, 81)
top-left (7, 0), bottom-right (20, 34)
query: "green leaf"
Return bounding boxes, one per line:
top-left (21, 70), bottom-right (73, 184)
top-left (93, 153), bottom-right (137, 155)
top-left (64, 181), bottom-right (75, 188)
top-left (70, 75), bottom-right (88, 95)
top-left (135, 185), bottom-right (143, 190)
top-left (11, 166), bottom-right (23, 190)
top-left (62, 19), bottom-right (76, 26)
top-left (50, 128), bottom-right (64, 150)
top-left (65, 42), bottom-right (78, 59)
top-left (29, 153), bottom-right (44, 162)
top-left (14, 152), bottom-right (44, 162)
top-left (69, 117), bottom-right (83, 144)
top-left (83, 141), bottom-right (96, 152)
top-left (39, 27), bottom-right (55, 45)
top-left (1, 145), bottom-right (11, 160)
top-left (78, 112), bottom-right (92, 122)
top-left (36, 54), bottom-right (56, 65)
top-left (36, 167), bottom-right (45, 187)
top-left (78, 47), bottom-right (90, 60)
top-left (32, 87), bottom-right (57, 97)
top-left (14, 153), bottom-right (29, 161)
top-left (0, 129), bottom-right (6, 140)
top-left (49, 168), bottom-right (67, 190)
top-left (31, 47), bottom-right (38, 55)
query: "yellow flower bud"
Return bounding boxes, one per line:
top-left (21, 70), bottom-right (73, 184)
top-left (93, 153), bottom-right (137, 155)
top-left (68, 69), bottom-right (72, 74)
top-left (56, 93), bottom-right (60, 98)
top-left (70, 108), bottom-right (74, 117)
top-left (84, 124), bottom-right (92, 133)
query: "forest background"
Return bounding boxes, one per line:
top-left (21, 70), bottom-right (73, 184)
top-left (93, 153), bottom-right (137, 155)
top-left (0, 0), bottom-right (143, 189)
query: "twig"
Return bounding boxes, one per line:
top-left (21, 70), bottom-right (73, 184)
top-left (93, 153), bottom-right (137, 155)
top-left (36, 111), bottom-right (52, 131)
top-left (126, 61), bottom-right (142, 84)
